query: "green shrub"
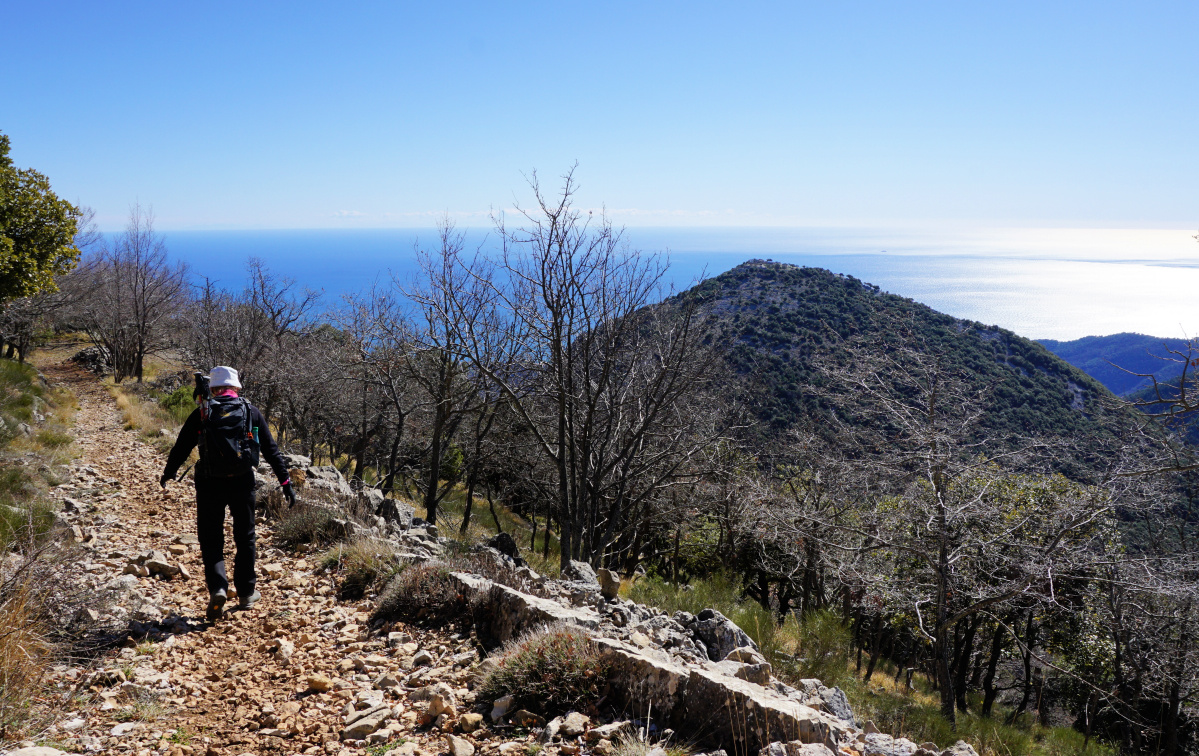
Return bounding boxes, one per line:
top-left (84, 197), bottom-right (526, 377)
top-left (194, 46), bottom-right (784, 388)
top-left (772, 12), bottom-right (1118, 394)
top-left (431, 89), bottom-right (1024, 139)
top-left (159, 384), bottom-right (196, 424)
top-left (0, 360), bottom-right (42, 448)
top-left (34, 429), bottom-right (72, 449)
top-left (373, 562), bottom-right (472, 627)
top-left (795, 609), bottom-right (851, 685)
top-left (477, 626), bottom-right (609, 716)
top-left (274, 505), bottom-right (347, 549)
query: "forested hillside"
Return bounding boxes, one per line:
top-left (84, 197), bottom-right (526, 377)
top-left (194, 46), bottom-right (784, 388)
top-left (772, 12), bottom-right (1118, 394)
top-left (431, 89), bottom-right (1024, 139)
top-left (1040, 332), bottom-right (1188, 396)
top-left (678, 260), bottom-right (1133, 478)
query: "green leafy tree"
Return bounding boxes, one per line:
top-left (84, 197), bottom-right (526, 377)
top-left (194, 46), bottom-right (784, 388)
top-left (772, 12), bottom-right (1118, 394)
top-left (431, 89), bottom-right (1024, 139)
top-left (0, 132), bottom-right (82, 302)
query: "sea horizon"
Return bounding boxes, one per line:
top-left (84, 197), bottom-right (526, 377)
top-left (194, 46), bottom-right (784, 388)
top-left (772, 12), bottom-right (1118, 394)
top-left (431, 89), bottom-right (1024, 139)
top-left (137, 226), bottom-right (1199, 343)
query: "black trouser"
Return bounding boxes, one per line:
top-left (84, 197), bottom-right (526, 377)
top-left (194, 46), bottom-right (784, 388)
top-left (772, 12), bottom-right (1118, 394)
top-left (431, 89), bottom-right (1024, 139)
top-left (195, 471), bottom-right (257, 597)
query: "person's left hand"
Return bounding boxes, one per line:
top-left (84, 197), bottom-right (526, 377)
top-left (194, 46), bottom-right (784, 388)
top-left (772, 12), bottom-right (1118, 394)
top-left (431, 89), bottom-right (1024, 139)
top-left (282, 482), bottom-right (296, 507)
top-left (159, 474), bottom-right (172, 489)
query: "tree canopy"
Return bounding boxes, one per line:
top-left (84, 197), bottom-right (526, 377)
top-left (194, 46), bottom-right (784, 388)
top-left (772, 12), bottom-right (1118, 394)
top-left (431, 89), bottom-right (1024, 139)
top-left (0, 132), bottom-right (82, 302)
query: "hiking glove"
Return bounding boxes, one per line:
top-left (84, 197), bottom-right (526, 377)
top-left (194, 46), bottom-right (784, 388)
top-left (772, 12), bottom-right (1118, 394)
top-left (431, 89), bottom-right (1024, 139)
top-left (159, 473), bottom-right (172, 489)
top-left (282, 482), bottom-right (296, 507)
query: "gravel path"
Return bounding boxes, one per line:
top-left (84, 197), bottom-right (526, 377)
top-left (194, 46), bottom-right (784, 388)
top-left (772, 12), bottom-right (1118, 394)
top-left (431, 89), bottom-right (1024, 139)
top-left (27, 362), bottom-right (493, 756)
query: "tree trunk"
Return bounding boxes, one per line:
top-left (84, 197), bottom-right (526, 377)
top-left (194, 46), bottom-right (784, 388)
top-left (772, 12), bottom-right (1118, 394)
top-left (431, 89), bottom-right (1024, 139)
top-left (864, 615), bottom-right (884, 683)
top-left (954, 616), bottom-right (979, 713)
top-left (981, 621), bottom-right (1006, 717)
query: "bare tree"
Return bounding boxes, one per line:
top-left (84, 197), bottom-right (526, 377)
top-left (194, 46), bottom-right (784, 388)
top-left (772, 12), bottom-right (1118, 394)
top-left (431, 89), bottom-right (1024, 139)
top-left (763, 333), bottom-right (1118, 723)
top-left (77, 204), bottom-right (187, 382)
top-left (434, 168), bottom-right (723, 568)
top-left (179, 258), bottom-right (319, 420)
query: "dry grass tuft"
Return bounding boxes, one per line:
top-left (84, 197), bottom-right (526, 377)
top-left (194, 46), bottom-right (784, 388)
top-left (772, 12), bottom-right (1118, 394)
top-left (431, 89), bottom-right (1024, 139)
top-left (0, 583), bottom-right (50, 736)
top-left (373, 562), bottom-right (476, 628)
top-left (319, 537), bottom-right (404, 599)
top-left (611, 732), bottom-right (691, 756)
top-left (477, 624), bottom-right (609, 717)
top-left (274, 504), bottom-right (349, 550)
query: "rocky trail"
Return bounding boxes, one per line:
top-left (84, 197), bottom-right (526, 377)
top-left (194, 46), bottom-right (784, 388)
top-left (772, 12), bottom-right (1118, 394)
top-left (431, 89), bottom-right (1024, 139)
top-left (21, 363), bottom-right (479, 756)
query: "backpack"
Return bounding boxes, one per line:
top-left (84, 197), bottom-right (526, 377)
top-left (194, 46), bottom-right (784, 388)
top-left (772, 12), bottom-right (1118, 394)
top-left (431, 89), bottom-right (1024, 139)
top-left (200, 396), bottom-right (260, 477)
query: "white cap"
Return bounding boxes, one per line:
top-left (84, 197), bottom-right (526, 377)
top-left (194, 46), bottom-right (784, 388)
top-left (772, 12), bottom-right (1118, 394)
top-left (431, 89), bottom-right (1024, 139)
top-left (208, 366), bottom-right (242, 389)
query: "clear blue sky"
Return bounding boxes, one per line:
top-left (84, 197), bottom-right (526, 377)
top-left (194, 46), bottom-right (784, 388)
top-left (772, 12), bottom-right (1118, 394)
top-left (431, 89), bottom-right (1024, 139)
top-left (2, 1), bottom-right (1196, 231)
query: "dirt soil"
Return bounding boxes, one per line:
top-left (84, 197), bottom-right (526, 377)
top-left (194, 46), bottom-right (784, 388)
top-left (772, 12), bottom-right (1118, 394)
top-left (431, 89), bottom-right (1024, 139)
top-left (28, 361), bottom-right (499, 756)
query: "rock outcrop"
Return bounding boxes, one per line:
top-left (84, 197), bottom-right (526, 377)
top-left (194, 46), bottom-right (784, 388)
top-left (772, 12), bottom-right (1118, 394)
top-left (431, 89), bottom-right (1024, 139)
top-left (450, 571), bottom-right (854, 754)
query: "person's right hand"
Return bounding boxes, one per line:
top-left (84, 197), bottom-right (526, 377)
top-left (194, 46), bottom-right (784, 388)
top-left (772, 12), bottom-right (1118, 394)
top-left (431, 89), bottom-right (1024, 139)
top-left (159, 474), bottom-right (172, 489)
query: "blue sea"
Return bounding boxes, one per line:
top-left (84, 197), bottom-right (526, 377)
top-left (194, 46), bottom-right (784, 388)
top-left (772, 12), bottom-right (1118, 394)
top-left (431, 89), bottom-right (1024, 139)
top-left (156, 226), bottom-right (1199, 342)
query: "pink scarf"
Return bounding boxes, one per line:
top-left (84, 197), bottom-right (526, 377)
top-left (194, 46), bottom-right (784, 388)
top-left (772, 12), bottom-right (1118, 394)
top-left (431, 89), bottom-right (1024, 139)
top-left (212, 387), bottom-right (239, 398)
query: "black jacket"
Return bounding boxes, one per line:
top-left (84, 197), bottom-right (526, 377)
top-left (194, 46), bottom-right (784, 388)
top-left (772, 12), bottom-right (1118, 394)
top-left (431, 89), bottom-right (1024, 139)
top-left (163, 400), bottom-right (289, 483)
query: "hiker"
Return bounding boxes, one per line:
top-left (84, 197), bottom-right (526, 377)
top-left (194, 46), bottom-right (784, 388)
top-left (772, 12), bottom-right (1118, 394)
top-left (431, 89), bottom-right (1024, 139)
top-left (159, 366), bottom-right (295, 621)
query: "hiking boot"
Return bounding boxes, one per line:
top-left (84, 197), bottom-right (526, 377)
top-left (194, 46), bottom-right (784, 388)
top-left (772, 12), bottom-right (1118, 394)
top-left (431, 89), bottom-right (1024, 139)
top-left (206, 589), bottom-right (227, 622)
top-left (238, 590), bottom-right (261, 610)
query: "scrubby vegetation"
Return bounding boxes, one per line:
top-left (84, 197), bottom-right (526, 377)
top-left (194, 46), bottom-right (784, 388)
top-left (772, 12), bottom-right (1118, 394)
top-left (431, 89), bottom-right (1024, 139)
top-left (275, 504), bottom-right (348, 550)
top-left (373, 563), bottom-right (474, 628)
top-left (0, 359), bottom-right (100, 735)
top-left (629, 572), bottom-right (1113, 756)
top-left (319, 537), bottom-right (404, 599)
top-left (477, 625), bottom-right (610, 717)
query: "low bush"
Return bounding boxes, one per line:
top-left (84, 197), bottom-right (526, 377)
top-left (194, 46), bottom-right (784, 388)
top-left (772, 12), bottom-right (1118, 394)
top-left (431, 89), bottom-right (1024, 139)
top-left (159, 384), bottom-right (197, 424)
top-left (33, 429), bottom-right (72, 449)
top-left (795, 609), bottom-right (850, 685)
top-left (373, 562), bottom-right (473, 627)
top-left (274, 504), bottom-right (347, 549)
top-left (320, 537), bottom-right (403, 599)
top-left (477, 625), bottom-right (609, 716)
top-left (0, 499), bottom-right (57, 550)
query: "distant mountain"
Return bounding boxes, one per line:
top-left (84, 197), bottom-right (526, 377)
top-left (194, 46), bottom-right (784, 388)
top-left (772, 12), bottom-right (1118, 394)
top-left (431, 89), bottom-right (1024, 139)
top-left (1039, 333), bottom-right (1189, 397)
top-left (677, 261), bottom-right (1133, 479)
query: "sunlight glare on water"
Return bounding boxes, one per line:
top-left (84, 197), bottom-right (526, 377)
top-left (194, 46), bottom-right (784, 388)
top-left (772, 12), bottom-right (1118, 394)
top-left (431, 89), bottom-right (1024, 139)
top-left (162, 226), bottom-right (1199, 342)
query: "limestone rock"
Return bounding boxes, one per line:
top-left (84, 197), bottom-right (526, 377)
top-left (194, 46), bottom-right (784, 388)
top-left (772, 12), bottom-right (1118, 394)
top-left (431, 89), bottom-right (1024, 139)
top-left (459, 712), bottom-right (484, 733)
top-left (863, 733), bottom-right (920, 756)
top-left (560, 710), bottom-right (590, 737)
top-left (596, 568), bottom-right (621, 600)
top-left (342, 710), bottom-right (390, 740)
top-left (412, 649), bottom-right (434, 667)
top-left (307, 673), bottom-right (332, 692)
top-left (760, 743), bottom-right (836, 756)
top-left (940, 743), bottom-right (979, 756)
top-left (490, 693), bottom-right (514, 722)
top-left (691, 608), bottom-right (756, 662)
top-left (9, 749), bottom-right (71, 756)
top-left (562, 560), bottom-right (598, 584)
top-left (446, 734), bottom-right (476, 756)
top-left (796, 679), bottom-right (855, 725)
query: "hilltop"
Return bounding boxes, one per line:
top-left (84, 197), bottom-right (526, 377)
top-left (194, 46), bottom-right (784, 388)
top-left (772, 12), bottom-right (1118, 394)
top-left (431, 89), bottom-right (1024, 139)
top-left (678, 260), bottom-right (1133, 475)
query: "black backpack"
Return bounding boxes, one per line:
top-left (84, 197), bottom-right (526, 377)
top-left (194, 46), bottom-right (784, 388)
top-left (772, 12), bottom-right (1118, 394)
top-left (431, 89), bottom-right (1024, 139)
top-left (200, 396), bottom-right (260, 477)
